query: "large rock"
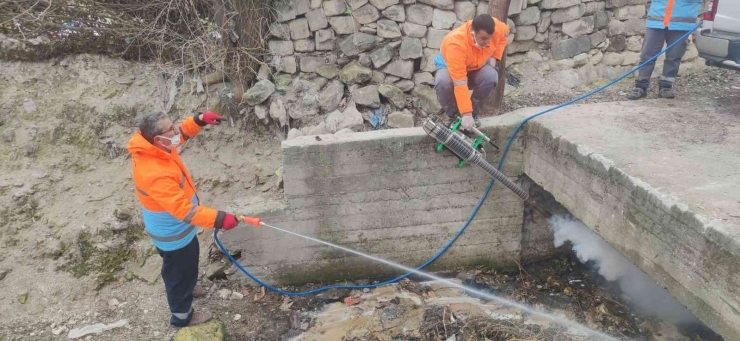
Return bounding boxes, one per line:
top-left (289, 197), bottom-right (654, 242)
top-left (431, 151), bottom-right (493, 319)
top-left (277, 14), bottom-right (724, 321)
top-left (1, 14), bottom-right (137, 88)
top-left (507, 40), bottom-right (539, 53)
top-left (370, 44), bottom-right (395, 68)
top-left (275, 0), bottom-right (297, 22)
top-left (400, 37), bottom-right (423, 59)
top-left (419, 0), bottom-right (453, 10)
top-left (402, 22), bottom-right (428, 37)
top-left (537, 11), bottom-right (551, 33)
top-left (601, 52), bottom-right (624, 66)
top-left (270, 98), bottom-right (288, 126)
top-left (514, 25), bottom-right (536, 40)
top-left (413, 72), bottom-right (434, 86)
top-left (296, 0), bottom-right (311, 14)
top-left (340, 61), bottom-right (373, 84)
top-left (605, 0), bottom-right (648, 8)
top-left (508, 0), bottom-right (523, 16)
top-left (254, 105), bottom-right (270, 123)
top-left (595, 11), bottom-right (608, 29)
top-left (325, 102), bottom-right (365, 132)
top-left (382, 59), bottom-right (415, 79)
top-left (173, 320), bottom-right (225, 341)
top-left (387, 109), bottom-right (415, 127)
top-left (412, 85), bottom-right (442, 114)
top-left (306, 9), bottom-right (329, 31)
top-left (372, 70), bottom-right (386, 83)
top-left (377, 19), bottom-right (403, 38)
top-left (432, 9), bottom-right (457, 29)
top-left (394, 80), bottom-right (415, 91)
top-left (407, 4), bottom-right (434, 26)
top-left (369, 0), bottom-right (400, 10)
top-left (352, 85), bottom-right (381, 107)
top-left (476, 2), bottom-right (489, 16)
top-left (454, 1), bottom-right (476, 22)
top-left (269, 22), bottom-right (291, 40)
top-left (319, 80), bottom-right (345, 112)
top-left (302, 122), bottom-right (331, 135)
top-left (284, 79), bottom-right (321, 118)
top-left (534, 31), bottom-right (548, 42)
top-left (317, 64), bottom-right (341, 78)
top-left (378, 84), bottom-right (406, 108)
top-left (573, 52), bottom-right (589, 66)
top-left (540, 0), bottom-right (580, 9)
top-left (294, 39), bottom-right (316, 52)
top-left (551, 4), bottom-right (585, 24)
top-left (323, 0), bottom-right (347, 16)
top-left (551, 36), bottom-right (591, 60)
top-left (621, 51), bottom-right (640, 65)
top-left (244, 80), bottom-right (275, 105)
top-left (339, 32), bottom-right (383, 56)
top-left (300, 55), bottom-right (337, 73)
top-left (287, 128), bottom-right (304, 140)
top-left (626, 36), bottom-right (642, 52)
top-left (608, 19), bottom-right (625, 36)
top-left (614, 5), bottom-right (646, 20)
top-left (584, 2), bottom-right (605, 15)
top-left (274, 55), bottom-right (297, 74)
top-left (624, 18), bottom-right (646, 36)
top-left (562, 16), bottom-right (594, 38)
top-left (608, 34), bottom-right (627, 52)
top-left (382, 5), bottom-right (406, 21)
top-left (355, 4), bottom-right (381, 24)
top-left (348, 0), bottom-right (369, 10)
top-left (268, 40), bottom-right (294, 56)
top-left (316, 28), bottom-right (335, 43)
top-left (426, 27), bottom-right (450, 49)
top-left (329, 16), bottom-right (361, 34)
top-left (289, 18), bottom-right (311, 40)
top-left (421, 48), bottom-right (439, 72)
top-left (589, 30), bottom-right (607, 47)
top-left (515, 6), bottom-right (541, 25)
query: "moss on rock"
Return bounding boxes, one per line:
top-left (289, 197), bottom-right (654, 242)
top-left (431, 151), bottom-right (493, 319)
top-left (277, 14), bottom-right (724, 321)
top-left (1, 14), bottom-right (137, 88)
top-left (173, 320), bottom-right (226, 341)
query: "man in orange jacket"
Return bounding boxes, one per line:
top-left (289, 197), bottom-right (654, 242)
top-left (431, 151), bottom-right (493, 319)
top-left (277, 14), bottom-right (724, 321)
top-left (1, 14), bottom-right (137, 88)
top-left (434, 14), bottom-right (509, 130)
top-left (127, 111), bottom-right (239, 327)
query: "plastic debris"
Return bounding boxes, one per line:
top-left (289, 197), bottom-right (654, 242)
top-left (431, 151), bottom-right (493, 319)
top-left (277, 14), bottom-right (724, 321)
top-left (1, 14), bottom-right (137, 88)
top-left (343, 297), bottom-right (361, 306)
top-left (67, 319), bottom-right (128, 339)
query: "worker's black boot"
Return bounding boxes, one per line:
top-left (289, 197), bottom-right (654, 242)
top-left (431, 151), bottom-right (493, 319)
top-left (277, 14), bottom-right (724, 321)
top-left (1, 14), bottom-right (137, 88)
top-left (658, 86), bottom-right (675, 99)
top-left (626, 87), bottom-right (647, 100)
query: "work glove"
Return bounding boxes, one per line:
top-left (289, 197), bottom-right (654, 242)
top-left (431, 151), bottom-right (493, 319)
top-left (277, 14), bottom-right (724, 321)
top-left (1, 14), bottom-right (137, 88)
top-left (194, 111), bottom-right (225, 126)
top-left (221, 213), bottom-right (239, 231)
top-left (461, 114), bottom-right (475, 131)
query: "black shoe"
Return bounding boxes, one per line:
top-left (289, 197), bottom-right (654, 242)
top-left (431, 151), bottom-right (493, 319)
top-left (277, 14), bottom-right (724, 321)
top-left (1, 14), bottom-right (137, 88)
top-left (658, 87), bottom-right (675, 99)
top-left (626, 87), bottom-right (647, 100)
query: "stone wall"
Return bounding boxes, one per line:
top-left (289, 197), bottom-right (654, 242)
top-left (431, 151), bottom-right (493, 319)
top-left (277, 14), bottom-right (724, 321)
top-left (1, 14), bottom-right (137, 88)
top-left (241, 0), bottom-right (700, 135)
top-left (220, 114), bottom-right (566, 285)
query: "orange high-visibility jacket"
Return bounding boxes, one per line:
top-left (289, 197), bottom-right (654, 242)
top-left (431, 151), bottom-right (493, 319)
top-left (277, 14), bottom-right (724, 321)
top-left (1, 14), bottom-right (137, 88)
top-left (438, 18), bottom-right (509, 114)
top-left (127, 114), bottom-right (223, 251)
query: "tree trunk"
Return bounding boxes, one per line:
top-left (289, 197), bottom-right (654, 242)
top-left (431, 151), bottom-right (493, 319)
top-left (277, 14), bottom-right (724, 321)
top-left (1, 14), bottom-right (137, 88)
top-left (488, 0), bottom-right (511, 114)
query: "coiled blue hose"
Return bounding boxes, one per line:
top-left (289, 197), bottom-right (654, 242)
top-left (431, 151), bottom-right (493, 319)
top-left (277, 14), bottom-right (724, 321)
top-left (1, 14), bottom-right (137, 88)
top-left (214, 22), bottom-right (702, 296)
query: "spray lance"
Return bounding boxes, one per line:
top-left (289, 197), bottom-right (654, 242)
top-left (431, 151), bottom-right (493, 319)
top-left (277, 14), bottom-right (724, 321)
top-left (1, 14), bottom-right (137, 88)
top-left (423, 118), bottom-right (552, 218)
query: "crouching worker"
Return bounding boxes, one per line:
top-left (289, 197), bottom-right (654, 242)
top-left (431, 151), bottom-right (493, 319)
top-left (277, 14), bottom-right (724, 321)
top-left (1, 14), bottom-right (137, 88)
top-left (127, 111), bottom-right (240, 327)
top-left (434, 14), bottom-right (510, 130)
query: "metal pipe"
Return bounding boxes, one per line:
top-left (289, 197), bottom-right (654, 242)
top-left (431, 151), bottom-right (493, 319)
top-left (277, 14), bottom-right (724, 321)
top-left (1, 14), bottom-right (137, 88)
top-left (423, 118), bottom-right (551, 217)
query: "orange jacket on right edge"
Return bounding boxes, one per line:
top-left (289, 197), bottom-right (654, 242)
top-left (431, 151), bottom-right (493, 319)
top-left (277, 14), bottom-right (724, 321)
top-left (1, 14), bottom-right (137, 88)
top-left (434, 18), bottom-right (510, 114)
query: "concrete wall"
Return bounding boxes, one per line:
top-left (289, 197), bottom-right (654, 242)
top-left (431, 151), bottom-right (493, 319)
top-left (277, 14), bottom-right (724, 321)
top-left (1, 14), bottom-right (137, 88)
top-left (523, 119), bottom-right (740, 340)
top-left (223, 114), bottom-right (560, 285)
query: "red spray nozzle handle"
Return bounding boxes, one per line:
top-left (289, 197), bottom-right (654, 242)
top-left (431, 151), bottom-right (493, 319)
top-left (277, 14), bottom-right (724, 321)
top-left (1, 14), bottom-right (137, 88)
top-left (239, 216), bottom-right (262, 227)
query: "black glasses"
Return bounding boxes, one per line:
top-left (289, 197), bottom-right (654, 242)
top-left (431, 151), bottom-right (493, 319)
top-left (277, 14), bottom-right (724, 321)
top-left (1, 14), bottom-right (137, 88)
top-left (159, 124), bottom-right (176, 136)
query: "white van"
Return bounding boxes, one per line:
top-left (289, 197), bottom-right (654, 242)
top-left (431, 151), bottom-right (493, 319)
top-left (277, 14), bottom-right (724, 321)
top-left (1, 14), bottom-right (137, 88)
top-left (696, 0), bottom-right (740, 70)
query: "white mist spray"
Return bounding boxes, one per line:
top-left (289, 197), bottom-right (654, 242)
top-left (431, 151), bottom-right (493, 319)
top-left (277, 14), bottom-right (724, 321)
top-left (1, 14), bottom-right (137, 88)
top-left (551, 215), bottom-right (699, 325)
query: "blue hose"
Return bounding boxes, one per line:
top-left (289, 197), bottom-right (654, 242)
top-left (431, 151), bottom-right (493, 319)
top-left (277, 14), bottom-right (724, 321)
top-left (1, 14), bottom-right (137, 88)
top-left (214, 22), bottom-right (702, 296)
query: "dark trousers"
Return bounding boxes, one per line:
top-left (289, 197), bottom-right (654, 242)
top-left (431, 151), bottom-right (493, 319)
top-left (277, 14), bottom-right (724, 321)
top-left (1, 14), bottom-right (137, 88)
top-left (434, 64), bottom-right (499, 120)
top-left (157, 237), bottom-right (199, 327)
top-left (636, 28), bottom-right (689, 89)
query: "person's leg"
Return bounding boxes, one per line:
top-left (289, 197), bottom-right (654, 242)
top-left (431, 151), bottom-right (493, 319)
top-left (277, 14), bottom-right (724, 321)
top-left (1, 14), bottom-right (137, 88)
top-left (434, 68), bottom-right (460, 124)
top-left (159, 237), bottom-right (202, 327)
top-left (658, 30), bottom-right (689, 98)
top-left (629, 28), bottom-right (666, 99)
top-left (468, 64), bottom-right (498, 126)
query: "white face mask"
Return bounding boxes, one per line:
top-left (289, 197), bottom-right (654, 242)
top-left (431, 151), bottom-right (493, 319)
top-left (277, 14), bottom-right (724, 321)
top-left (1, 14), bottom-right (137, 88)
top-left (471, 31), bottom-right (488, 49)
top-left (157, 134), bottom-right (181, 149)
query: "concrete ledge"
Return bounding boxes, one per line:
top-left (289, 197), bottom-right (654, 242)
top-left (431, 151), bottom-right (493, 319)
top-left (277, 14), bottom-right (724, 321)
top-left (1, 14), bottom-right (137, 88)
top-left (524, 113), bottom-right (740, 340)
